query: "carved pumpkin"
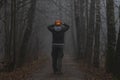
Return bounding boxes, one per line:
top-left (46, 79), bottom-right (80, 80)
top-left (55, 20), bottom-right (62, 26)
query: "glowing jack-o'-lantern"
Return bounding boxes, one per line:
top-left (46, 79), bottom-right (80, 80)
top-left (55, 20), bottom-right (62, 26)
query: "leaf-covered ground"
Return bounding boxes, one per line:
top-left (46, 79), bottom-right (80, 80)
top-left (0, 54), bottom-right (114, 80)
top-left (26, 54), bottom-right (114, 80)
top-left (0, 54), bottom-right (47, 80)
top-left (26, 54), bottom-right (86, 80)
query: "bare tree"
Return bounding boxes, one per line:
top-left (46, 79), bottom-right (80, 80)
top-left (19, 0), bottom-right (36, 66)
top-left (85, 0), bottom-right (96, 65)
top-left (9, 0), bottom-right (17, 70)
top-left (79, 0), bottom-right (86, 59)
top-left (0, 0), bottom-right (37, 71)
top-left (93, 0), bottom-right (101, 68)
top-left (74, 0), bottom-right (81, 59)
top-left (106, 0), bottom-right (116, 72)
top-left (114, 5), bottom-right (120, 77)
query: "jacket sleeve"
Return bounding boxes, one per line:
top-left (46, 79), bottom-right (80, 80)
top-left (62, 23), bottom-right (70, 32)
top-left (47, 24), bottom-right (55, 32)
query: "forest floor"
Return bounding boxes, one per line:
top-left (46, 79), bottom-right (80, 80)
top-left (26, 54), bottom-right (87, 80)
top-left (26, 54), bottom-right (113, 80)
top-left (0, 54), bottom-right (113, 80)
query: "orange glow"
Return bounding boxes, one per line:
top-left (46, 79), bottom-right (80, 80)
top-left (55, 20), bottom-right (62, 26)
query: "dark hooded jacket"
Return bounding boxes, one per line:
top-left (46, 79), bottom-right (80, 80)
top-left (48, 23), bottom-right (69, 44)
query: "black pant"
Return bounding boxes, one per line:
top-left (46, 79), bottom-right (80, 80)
top-left (51, 45), bottom-right (64, 73)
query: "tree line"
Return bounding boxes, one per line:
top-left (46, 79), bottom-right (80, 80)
top-left (0, 0), bottom-right (37, 71)
top-left (0, 0), bottom-right (120, 78)
top-left (74, 0), bottom-right (120, 78)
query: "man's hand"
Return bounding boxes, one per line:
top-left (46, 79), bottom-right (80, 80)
top-left (62, 23), bottom-right (70, 32)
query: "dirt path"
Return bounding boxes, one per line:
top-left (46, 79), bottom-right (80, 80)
top-left (26, 54), bottom-right (87, 80)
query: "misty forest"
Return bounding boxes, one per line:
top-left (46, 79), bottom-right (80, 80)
top-left (0, 0), bottom-right (120, 80)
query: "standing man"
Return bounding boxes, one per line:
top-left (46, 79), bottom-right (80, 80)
top-left (48, 20), bottom-right (69, 74)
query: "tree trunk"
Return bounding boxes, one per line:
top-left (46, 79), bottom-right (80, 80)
top-left (7, 0), bottom-right (17, 71)
top-left (19, 0), bottom-right (36, 66)
top-left (85, 0), bottom-right (96, 65)
top-left (74, 0), bottom-right (81, 59)
top-left (106, 0), bottom-right (116, 72)
top-left (115, 5), bottom-right (120, 77)
top-left (79, 0), bottom-right (86, 59)
top-left (93, 0), bottom-right (101, 68)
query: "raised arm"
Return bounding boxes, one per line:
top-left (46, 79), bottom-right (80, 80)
top-left (47, 24), bottom-right (55, 32)
top-left (62, 23), bottom-right (70, 32)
